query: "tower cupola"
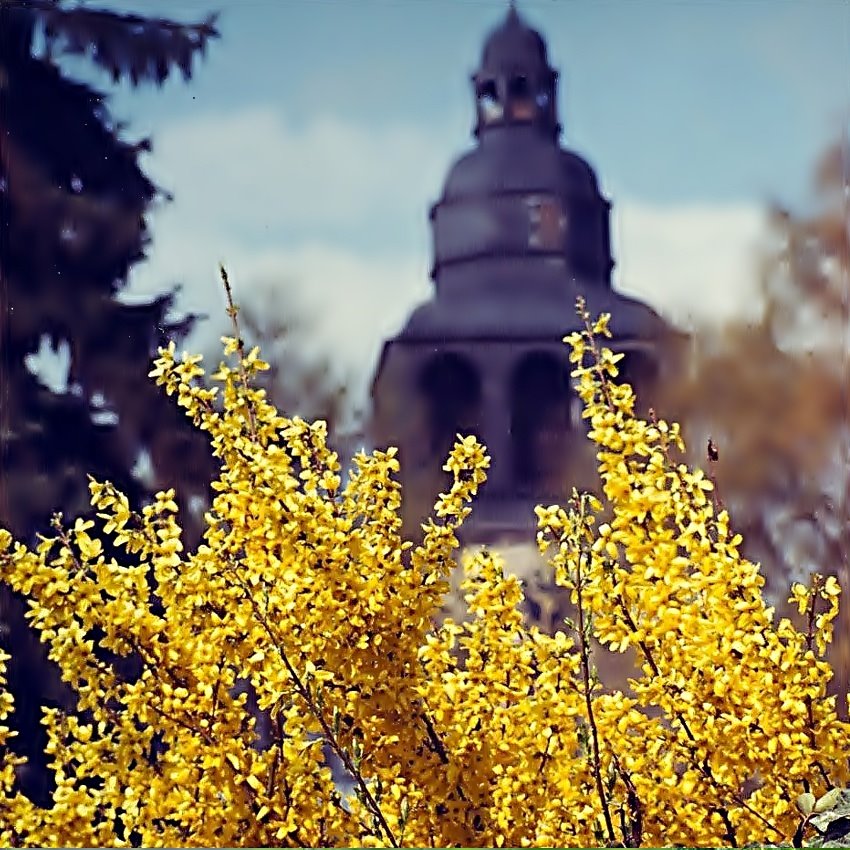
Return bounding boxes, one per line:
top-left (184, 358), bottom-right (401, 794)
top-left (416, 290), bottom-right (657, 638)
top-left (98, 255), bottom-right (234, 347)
top-left (426, 3), bottom-right (617, 296)
top-left (473, 4), bottom-right (559, 139)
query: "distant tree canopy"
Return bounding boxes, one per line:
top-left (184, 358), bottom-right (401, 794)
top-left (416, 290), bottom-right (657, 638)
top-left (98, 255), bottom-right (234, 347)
top-left (0, 0), bottom-right (219, 803)
top-left (658, 135), bottom-right (850, 703)
top-left (218, 290), bottom-right (359, 459)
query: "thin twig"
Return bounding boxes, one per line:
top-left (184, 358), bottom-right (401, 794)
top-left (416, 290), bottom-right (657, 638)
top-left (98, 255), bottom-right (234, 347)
top-left (227, 565), bottom-right (399, 847)
top-left (572, 499), bottom-right (616, 845)
top-left (219, 264), bottom-right (257, 440)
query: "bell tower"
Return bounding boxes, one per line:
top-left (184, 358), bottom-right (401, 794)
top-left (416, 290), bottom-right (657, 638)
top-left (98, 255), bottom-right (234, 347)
top-left (371, 4), bottom-right (679, 543)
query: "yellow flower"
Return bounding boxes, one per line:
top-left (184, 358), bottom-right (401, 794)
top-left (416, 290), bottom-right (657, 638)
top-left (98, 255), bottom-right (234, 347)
top-left (0, 301), bottom-right (846, 849)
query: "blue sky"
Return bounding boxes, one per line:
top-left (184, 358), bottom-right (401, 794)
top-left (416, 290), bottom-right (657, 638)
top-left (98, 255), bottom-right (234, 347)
top-left (114, 0), bottom-right (849, 205)
top-left (63, 0), bottom-right (849, 406)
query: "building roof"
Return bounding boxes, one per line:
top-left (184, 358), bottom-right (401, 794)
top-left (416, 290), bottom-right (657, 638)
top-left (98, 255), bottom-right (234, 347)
top-left (441, 134), bottom-right (601, 203)
top-left (478, 4), bottom-right (550, 79)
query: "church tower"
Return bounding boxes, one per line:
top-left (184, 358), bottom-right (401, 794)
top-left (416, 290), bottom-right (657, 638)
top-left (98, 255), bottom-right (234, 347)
top-left (371, 5), bottom-right (678, 543)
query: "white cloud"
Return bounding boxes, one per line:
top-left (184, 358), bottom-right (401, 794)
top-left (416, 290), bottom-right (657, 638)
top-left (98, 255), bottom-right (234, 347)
top-left (127, 218), bottom-right (431, 407)
top-left (613, 200), bottom-right (766, 328)
top-left (127, 106), bottom-right (769, 416)
top-left (127, 105), bottom-right (446, 403)
top-left (140, 105), bottom-right (451, 239)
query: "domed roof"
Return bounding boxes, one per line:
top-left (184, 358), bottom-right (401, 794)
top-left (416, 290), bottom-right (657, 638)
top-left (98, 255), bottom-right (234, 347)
top-left (560, 150), bottom-right (601, 196)
top-left (480, 5), bottom-right (549, 76)
top-left (398, 287), bottom-right (667, 343)
top-left (440, 129), bottom-right (601, 202)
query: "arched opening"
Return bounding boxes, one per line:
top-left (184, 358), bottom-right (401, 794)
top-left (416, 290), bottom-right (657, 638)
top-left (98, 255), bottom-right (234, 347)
top-left (510, 352), bottom-right (572, 495)
top-left (476, 78), bottom-right (503, 125)
top-left (507, 74), bottom-right (534, 120)
top-left (418, 353), bottom-right (482, 463)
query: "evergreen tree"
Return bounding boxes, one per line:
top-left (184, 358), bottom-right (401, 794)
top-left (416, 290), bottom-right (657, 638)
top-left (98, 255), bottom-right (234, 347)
top-left (0, 0), bottom-right (218, 802)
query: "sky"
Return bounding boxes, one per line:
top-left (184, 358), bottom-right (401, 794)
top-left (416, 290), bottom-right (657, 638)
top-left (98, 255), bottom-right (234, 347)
top-left (60, 0), bottom-right (850, 411)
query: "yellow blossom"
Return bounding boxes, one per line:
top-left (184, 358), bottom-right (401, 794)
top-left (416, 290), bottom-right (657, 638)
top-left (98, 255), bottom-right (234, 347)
top-left (0, 299), bottom-right (845, 848)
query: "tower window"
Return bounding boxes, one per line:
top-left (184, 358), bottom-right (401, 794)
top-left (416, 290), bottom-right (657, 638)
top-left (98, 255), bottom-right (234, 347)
top-left (477, 79), bottom-right (502, 124)
top-left (527, 195), bottom-right (567, 250)
top-left (508, 75), bottom-right (530, 98)
top-left (508, 75), bottom-right (534, 120)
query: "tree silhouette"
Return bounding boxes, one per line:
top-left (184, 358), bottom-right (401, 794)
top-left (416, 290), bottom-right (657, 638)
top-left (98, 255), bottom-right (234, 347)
top-left (0, 0), bottom-right (218, 802)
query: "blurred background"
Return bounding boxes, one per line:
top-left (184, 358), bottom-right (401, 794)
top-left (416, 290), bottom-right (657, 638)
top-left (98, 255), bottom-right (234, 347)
top-left (94, 0), bottom-right (847, 400)
top-left (1, 0), bottom-right (848, 803)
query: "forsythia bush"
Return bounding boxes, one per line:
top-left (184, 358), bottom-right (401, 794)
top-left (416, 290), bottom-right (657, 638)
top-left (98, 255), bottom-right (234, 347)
top-left (0, 295), bottom-right (847, 848)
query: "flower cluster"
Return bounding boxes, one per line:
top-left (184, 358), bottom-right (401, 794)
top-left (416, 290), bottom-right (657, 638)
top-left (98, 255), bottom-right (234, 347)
top-left (0, 296), bottom-right (846, 847)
